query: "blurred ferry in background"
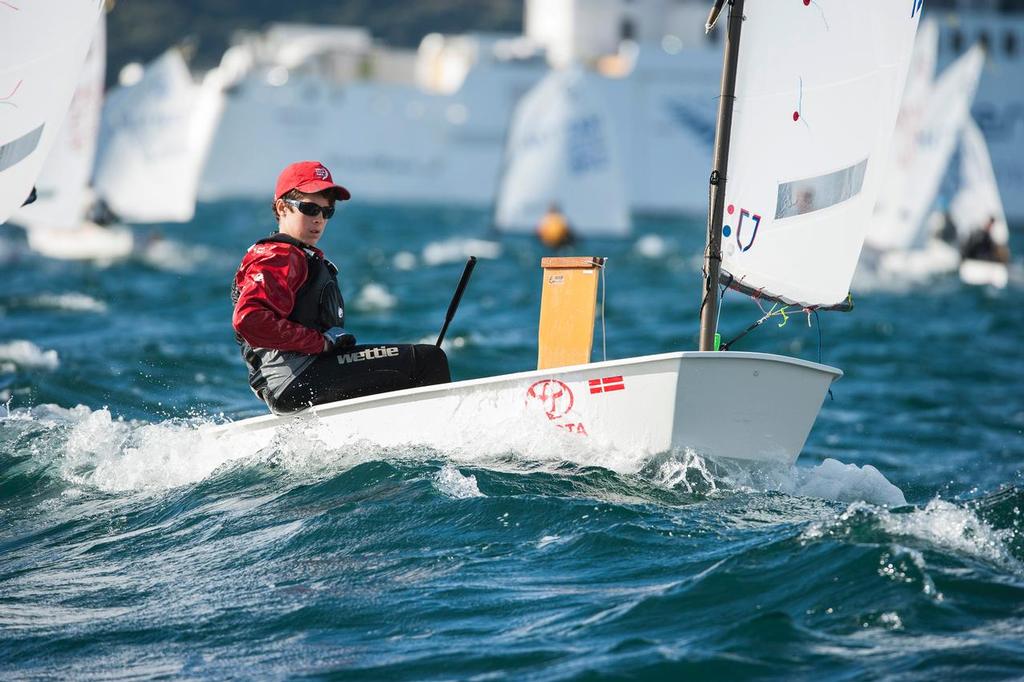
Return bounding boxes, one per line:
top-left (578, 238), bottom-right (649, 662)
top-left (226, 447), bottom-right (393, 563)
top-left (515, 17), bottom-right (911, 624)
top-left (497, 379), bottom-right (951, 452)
top-left (85, 0), bottom-right (1024, 227)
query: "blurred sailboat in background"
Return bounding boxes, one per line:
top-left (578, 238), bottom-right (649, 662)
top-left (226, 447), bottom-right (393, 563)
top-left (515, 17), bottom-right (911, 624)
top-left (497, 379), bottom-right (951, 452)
top-left (950, 117), bottom-right (1011, 288)
top-left (494, 66), bottom-right (631, 238)
top-left (862, 29), bottom-right (985, 282)
top-left (8, 12), bottom-right (133, 261)
top-left (0, 0), bottom-right (105, 225)
top-left (92, 48), bottom-right (226, 223)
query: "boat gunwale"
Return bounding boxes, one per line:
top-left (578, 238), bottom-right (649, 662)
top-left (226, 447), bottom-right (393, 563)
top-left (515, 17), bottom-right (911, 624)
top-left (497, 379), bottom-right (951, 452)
top-left (212, 350), bottom-right (842, 434)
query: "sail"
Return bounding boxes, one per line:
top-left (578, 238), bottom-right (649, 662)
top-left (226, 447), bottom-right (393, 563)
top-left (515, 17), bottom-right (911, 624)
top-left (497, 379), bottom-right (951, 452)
top-left (868, 45), bottom-right (985, 252)
top-left (719, 2), bottom-right (920, 308)
top-left (0, 0), bottom-right (105, 224)
top-left (949, 117), bottom-right (1009, 247)
top-left (494, 67), bottom-right (631, 237)
top-left (865, 18), bottom-right (938, 251)
top-left (93, 49), bottom-right (224, 223)
top-left (9, 17), bottom-right (106, 231)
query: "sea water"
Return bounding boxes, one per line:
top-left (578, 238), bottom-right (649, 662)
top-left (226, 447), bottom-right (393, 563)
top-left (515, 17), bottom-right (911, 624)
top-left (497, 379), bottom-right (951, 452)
top-left (1, 203), bottom-right (1022, 679)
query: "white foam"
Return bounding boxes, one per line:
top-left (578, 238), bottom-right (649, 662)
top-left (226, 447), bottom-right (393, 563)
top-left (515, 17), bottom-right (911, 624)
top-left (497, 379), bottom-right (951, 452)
top-left (28, 293), bottom-right (108, 313)
top-left (392, 251), bottom-right (417, 270)
top-left (0, 341), bottom-right (59, 370)
top-left (57, 408), bottom-right (257, 492)
top-left (783, 458), bottom-right (907, 507)
top-left (137, 237), bottom-right (222, 274)
top-left (417, 334), bottom-right (467, 353)
top-left (650, 450), bottom-right (719, 494)
top-left (434, 463), bottom-right (484, 498)
top-left (878, 612), bottom-right (904, 630)
top-left (804, 498), bottom-right (1019, 570)
top-left (633, 234), bottom-right (670, 259)
top-left (422, 238), bottom-right (502, 266)
top-left (656, 454), bottom-right (907, 507)
top-left (878, 498), bottom-right (1018, 567)
top-left (353, 282), bottom-right (397, 311)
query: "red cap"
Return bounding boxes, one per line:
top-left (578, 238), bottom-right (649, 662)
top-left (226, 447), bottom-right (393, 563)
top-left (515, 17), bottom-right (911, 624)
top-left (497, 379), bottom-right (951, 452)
top-left (274, 161), bottom-right (351, 201)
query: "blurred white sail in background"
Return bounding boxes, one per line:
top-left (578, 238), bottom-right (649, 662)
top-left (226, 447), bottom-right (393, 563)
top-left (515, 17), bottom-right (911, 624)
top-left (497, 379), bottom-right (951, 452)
top-left (865, 19), bottom-right (939, 252)
top-left (719, 0), bottom-right (919, 308)
top-left (596, 45), bottom-right (722, 218)
top-left (93, 49), bottom-right (225, 223)
top-left (494, 67), bottom-right (631, 237)
top-left (950, 117), bottom-right (1009, 247)
top-left (867, 45), bottom-right (984, 253)
top-left (8, 15), bottom-right (132, 261)
top-left (0, 0), bottom-right (105, 225)
top-left (11, 15), bottom-right (106, 231)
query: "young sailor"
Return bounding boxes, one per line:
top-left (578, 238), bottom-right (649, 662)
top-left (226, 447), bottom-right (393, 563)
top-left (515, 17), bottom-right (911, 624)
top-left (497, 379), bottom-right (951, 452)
top-left (231, 160), bottom-right (451, 414)
top-left (961, 215), bottom-right (1010, 264)
top-left (536, 201), bottom-right (576, 250)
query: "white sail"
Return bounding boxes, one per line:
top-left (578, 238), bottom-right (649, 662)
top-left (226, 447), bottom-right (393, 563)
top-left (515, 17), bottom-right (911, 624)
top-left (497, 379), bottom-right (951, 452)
top-left (93, 49), bottom-right (224, 223)
top-left (719, 2), bottom-right (920, 308)
top-left (868, 45), bottom-right (985, 252)
top-left (950, 117), bottom-right (1009, 247)
top-left (494, 67), bottom-right (631, 237)
top-left (866, 18), bottom-right (938, 251)
top-left (9, 16), bottom-right (106, 231)
top-left (0, 0), bottom-right (104, 224)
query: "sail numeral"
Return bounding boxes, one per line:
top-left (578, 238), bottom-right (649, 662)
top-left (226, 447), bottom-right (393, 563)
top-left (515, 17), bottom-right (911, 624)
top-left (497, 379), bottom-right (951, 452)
top-left (911, 0), bottom-right (924, 18)
top-left (736, 209), bottom-right (762, 253)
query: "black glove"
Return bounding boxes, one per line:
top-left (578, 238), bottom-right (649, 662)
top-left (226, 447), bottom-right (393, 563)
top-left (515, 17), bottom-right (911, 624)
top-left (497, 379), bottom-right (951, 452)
top-left (323, 326), bottom-right (356, 351)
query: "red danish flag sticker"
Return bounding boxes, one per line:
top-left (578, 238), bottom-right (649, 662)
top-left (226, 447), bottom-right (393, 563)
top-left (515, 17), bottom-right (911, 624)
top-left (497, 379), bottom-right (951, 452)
top-left (589, 376), bottom-right (625, 394)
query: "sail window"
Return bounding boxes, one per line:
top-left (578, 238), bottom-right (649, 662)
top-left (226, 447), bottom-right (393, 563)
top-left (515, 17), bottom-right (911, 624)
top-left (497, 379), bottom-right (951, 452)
top-left (775, 158), bottom-right (868, 220)
top-left (0, 124), bottom-right (44, 172)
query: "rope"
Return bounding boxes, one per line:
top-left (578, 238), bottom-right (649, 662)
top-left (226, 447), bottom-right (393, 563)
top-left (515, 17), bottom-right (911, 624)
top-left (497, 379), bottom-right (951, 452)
top-left (599, 259), bottom-right (607, 362)
top-left (720, 302), bottom-right (797, 350)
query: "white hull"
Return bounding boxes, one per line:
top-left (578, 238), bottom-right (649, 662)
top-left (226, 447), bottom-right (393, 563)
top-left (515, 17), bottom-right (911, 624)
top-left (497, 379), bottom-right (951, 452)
top-left (874, 238), bottom-right (962, 281)
top-left (959, 259), bottom-right (1008, 289)
top-left (211, 351), bottom-right (841, 470)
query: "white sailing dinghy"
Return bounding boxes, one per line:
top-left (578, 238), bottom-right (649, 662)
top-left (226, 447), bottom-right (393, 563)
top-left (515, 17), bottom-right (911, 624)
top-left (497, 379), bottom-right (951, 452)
top-left (493, 66), bottom-right (632, 238)
top-left (951, 118), bottom-right (1011, 289)
top-left (212, 1), bottom-right (919, 471)
top-left (9, 15), bottom-right (133, 261)
top-left (0, 0), bottom-right (105, 225)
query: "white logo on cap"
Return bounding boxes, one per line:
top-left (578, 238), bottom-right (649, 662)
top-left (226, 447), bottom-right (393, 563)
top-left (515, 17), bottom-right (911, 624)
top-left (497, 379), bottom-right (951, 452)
top-left (314, 166), bottom-right (329, 180)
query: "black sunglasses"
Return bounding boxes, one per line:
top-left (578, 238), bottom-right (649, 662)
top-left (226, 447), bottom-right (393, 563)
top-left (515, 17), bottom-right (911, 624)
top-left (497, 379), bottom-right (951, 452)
top-left (283, 198), bottom-right (336, 219)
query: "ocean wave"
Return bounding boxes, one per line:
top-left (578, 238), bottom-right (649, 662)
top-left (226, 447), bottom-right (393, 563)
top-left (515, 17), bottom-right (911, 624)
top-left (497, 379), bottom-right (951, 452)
top-left (434, 463), bottom-right (484, 498)
top-left (24, 293), bottom-right (108, 314)
top-left (802, 498), bottom-right (1021, 571)
top-left (352, 282), bottom-right (397, 311)
top-left (421, 238), bottom-right (501, 266)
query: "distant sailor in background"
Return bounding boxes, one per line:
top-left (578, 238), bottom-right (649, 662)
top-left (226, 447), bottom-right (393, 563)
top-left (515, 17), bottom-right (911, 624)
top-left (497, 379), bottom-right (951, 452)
top-left (536, 201), bottom-right (576, 250)
top-left (231, 160), bottom-right (450, 414)
top-left (960, 215), bottom-right (1010, 264)
top-left (85, 194), bottom-right (120, 228)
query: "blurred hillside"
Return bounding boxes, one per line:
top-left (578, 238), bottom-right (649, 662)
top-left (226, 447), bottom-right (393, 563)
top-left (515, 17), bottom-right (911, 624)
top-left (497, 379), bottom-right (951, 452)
top-left (105, 0), bottom-right (522, 85)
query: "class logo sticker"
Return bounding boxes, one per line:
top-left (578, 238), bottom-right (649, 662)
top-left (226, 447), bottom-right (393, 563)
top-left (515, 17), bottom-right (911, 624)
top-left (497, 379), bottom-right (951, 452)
top-left (525, 379), bottom-right (589, 436)
top-left (525, 379), bottom-right (574, 420)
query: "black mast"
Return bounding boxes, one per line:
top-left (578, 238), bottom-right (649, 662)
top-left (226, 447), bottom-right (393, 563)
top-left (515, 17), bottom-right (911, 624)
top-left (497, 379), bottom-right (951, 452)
top-left (699, 0), bottom-right (746, 352)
